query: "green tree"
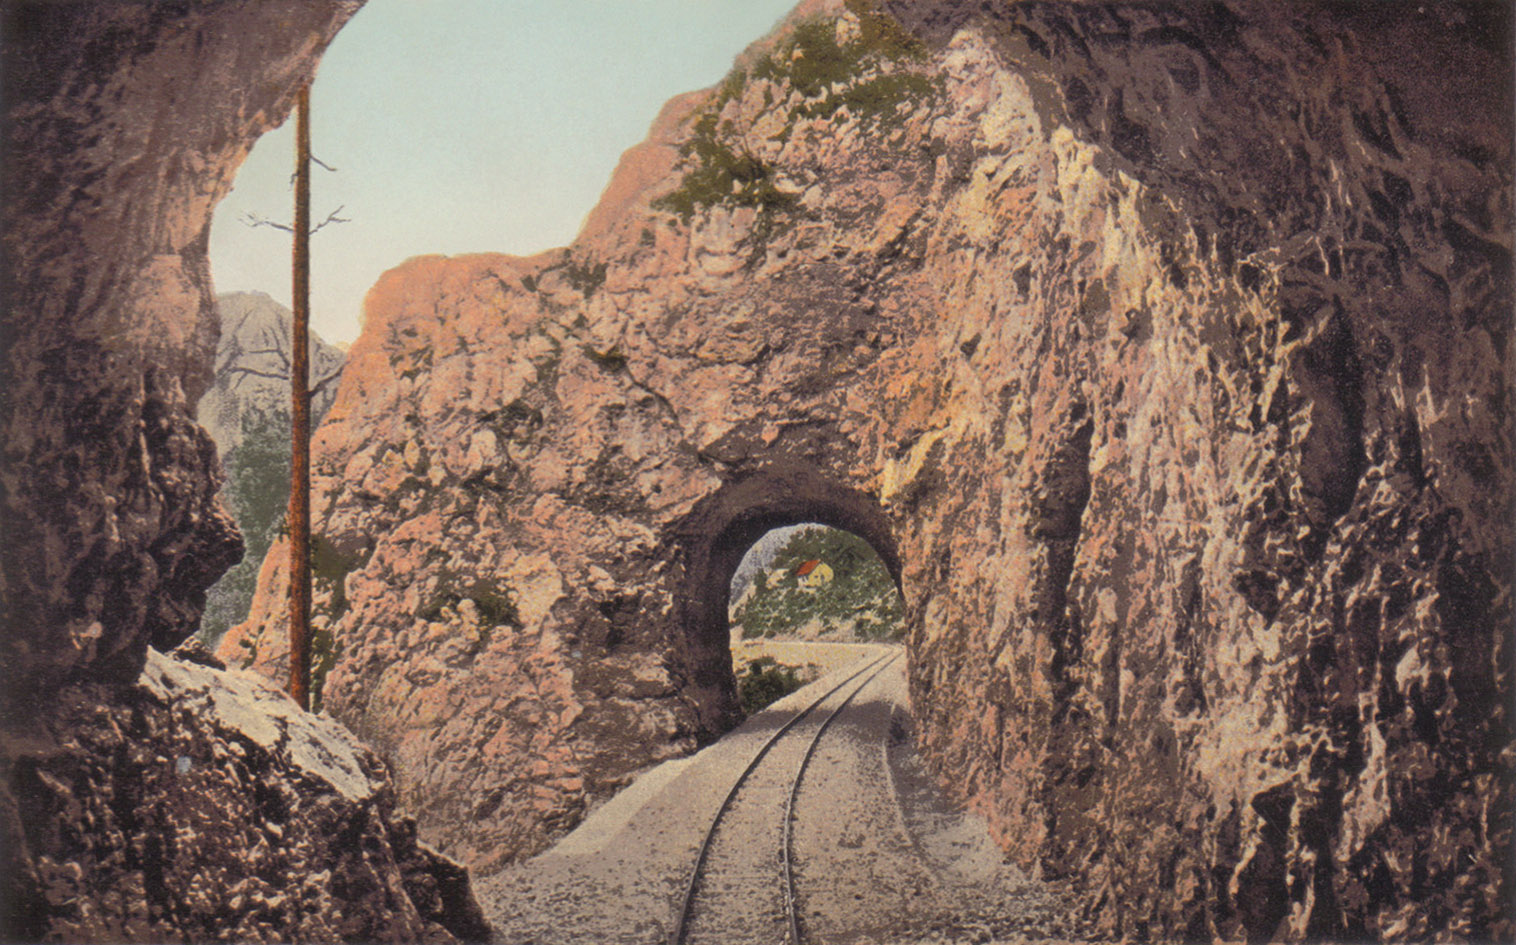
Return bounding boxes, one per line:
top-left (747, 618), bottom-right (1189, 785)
top-left (200, 405), bottom-right (292, 646)
top-left (737, 657), bottom-right (806, 713)
top-left (730, 526), bottom-right (904, 641)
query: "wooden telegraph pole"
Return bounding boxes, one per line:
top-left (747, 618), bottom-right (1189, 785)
top-left (288, 85), bottom-right (313, 711)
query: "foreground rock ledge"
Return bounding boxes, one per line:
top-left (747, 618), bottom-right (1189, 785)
top-left (1, 648), bottom-right (491, 944)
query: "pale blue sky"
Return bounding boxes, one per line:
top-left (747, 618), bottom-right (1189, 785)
top-left (209, 0), bottom-right (797, 344)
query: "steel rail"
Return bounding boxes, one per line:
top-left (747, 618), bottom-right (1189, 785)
top-left (781, 653), bottom-right (899, 945)
top-left (668, 650), bottom-right (895, 945)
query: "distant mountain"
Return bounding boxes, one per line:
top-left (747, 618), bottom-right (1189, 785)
top-left (199, 292), bottom-right (346, 645)
top-left (199, 291), bottom-right (346, 459)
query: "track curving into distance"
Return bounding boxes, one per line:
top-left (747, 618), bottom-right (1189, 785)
top-left (477, 645), bottom-right (1084, 944)
top-left (669, 651), bottom-right (900, 945)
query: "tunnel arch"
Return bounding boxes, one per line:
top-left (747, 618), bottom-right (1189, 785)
top-left (671, 461), bottom-right (902, 736)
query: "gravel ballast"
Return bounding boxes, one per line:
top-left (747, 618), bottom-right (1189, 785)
top-left (478, 645), bottom-right (1091, 944)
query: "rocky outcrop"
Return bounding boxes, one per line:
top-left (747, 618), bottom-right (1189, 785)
top-left (876, 5), bottom-right (1514, 940)
top-left (1, 0), bottom-right (359, 700)
top-left (3, 3), bottom-right (490, 941)
top-left (222, 1), bottom-right (1511, 937)
top-left (1, 647), bottom-right (490, 943)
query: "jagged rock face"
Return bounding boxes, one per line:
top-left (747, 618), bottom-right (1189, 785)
top-left (0, 4), bottom-right (496, 942)
top-left (1, 648), bottom-right (491, 943)
top-left (200, 292), bottom-right (347, 460)
top-left (0, 0), bottom-right (359, 700)
top-left (871, 4), bottom-right (1513, 940)
top-left (222, 1), bottom-right (1510, 938)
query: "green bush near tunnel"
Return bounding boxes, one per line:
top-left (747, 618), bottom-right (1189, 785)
top-left (737, 657), bottom-right (806, 713)
top-left (731, 526), bottom-right (904, 641)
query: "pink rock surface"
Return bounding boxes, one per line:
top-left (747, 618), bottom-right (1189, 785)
top-left (6, 0), bottom-right (1501, 939)
top-left (222, 2), bottom-right (1511, 939)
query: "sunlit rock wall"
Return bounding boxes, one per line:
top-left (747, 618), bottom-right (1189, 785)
top-left (224, 1), bottom-right (1510, 938)
top-left (878, 4), bottom-right (1512, 939)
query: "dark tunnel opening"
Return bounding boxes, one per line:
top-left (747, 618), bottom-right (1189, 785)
top-left (672, 463), bottom-right (903, 737)
top-left (727, 521), bottom-right (906, 713)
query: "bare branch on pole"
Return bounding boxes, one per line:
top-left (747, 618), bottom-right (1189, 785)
top-left (243, 205), bottom-right (348, 236)
top-left (310, 369), bottom-right (344, 400)
top-left (242, 212), bottom-right (296, 233)
top-left (309, 206), bottom-right (349, 235)
top-left (222, 366), bottom-right (297, 384)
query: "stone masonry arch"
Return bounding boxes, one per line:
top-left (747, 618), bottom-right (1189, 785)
top-left (672, 462), bottom-right (903, 734)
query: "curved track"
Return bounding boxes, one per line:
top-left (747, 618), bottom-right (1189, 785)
top-left (478, 644), bottom-right (1080, 944)
top-left (669, 652), bottom-right (899, 945)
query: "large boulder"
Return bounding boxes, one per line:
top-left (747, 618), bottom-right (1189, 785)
top-left (1, 647), bottom-right (490, 943)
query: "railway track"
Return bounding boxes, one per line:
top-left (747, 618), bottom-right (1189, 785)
top-left (668, 650), bottom-right (901, 945)
top-left (479, 644), bottom-right (1078, 944)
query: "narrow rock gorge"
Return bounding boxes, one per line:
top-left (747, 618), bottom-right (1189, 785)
top-left (222, 0), bottom-right (1511, 939)
top-left (3, 0), bottom-right (1510, 942)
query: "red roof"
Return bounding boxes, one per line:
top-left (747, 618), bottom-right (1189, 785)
top-left (795, 559), bottom-right (821, 577)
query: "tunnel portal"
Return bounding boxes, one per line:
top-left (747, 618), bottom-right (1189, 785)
top-left (672, 463), bottom-right (902, 736)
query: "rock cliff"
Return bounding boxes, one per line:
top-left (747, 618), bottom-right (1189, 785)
top-left (4, 3), bottom-right (488, 941)
top-left (1, 0), bottom-right (357, 697)
top-left (223, 1), bottom-right (1512, 939)
top-left (4, 0), bottom-right (1501, 939)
